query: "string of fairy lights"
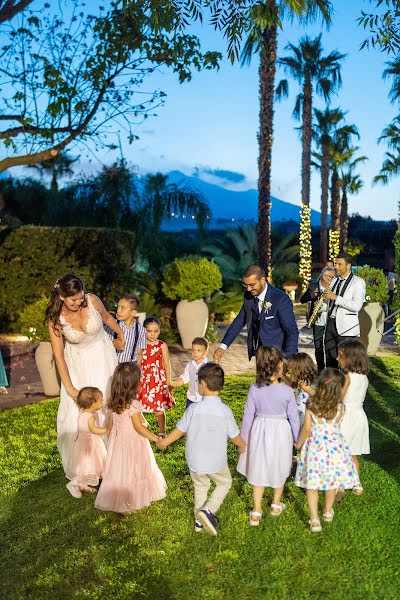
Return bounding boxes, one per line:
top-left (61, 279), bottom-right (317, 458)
top-left (328, 229), bottom-right (340, 263)
top-left (299, 204), bottom-right (312, 293)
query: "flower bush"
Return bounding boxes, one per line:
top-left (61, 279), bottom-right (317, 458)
top-left (18, 297), bottom-right (50, 342)
top-left (356, 266), bottom-right (389, 305)
top-left (162, 256), bottom-right (222, 302)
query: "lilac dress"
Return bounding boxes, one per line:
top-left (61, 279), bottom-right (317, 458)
top-left (237, 383), bottom-right (300, 487)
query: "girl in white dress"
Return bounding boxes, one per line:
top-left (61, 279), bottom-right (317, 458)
top-left (46, 273), bottom-right (124, 472)
top-left (337, 339), bottom-right (370, 494)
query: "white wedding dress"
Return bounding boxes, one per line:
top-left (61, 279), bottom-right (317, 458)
top-left (57, 295), bottom-right (117, 472)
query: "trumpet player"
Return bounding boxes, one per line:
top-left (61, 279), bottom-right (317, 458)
top-left (300, 267), bottom-right (336, 371)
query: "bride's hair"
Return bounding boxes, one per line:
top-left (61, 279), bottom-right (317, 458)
top-left (45, 273), bottom-right (87, 334)
top-left (108, 362), bottom-right (141, 414)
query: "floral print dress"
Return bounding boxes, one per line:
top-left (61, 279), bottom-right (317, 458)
top-left (137, 340), bottom-right (175, 412)
top-left (295, 405), bottom-right (360, 491)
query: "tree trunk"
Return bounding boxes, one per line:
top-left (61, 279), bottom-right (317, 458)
top-left (320, 144), bottom-right (329, 264)
top-left (339, 189), bottom-right (348, 250)
top-left (257, 0), bottom-right (278, 280)
top-left (301, 74), bottom-right (312, 207)
top-left (329, 168), bottom-right (341, 260)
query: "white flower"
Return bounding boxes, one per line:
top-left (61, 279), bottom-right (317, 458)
top-left (262, 300), bottom-right (272, 313)
top-left (365, 295), bottom-right (371, 301)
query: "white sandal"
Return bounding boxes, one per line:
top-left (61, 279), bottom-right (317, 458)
top-left (270, 502), bottom-right (286, 516)
top-left (309, 518), bottom-right (322, 532)
top-left (249, 511), bottom-right (262, 526)
top-left (353, 486), bottom-right (363, 496)
top-left (323, 509), bottom-right (334, 522)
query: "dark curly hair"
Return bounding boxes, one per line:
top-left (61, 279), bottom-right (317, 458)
top-left (45, 273), bottom-right (87, 334)
top-left (287, 353), bottom-right (317, 387)
top-left (307, 368), bottom-right (345, 421)
top-left (255, 346), bottom-right (283, 387)
top-left (338, 339), bottom-right (369, 375)
top-left (107, 362), bottom-right (141, 414)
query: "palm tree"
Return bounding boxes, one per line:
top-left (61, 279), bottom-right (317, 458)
top-left (374, 151), bottom-right (400, 185)
top-left (375, 57), bottom-right (400, 184)
top-left (276, 35), bottom-right (345, 287)
top-left (240, 0), bottom-right (332, 279)
top-left (29, 152), bottom-right (78, 192)
top-left (312, 110), bottom-right (359, 263)
top-left (339, 170), bottom-right (363, 250)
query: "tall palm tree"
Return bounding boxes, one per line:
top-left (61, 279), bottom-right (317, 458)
top-left (276, 35), bottom-right (345, 288)
top-left (339, 170), bottom-right (363, 250)
top-left (312, 108), bottom-right (358, 263)
top-left (29, 152), bottom-right (78, 192)
top-left (375, 57), bottom-right (400, 184)
top-left (240, 0), bottom-right (332, 279)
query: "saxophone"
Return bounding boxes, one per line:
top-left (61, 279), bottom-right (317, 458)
top-left (307, 279), bottom-right (335, 328)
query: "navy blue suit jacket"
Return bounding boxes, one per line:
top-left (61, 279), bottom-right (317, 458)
top-left (221, 285), bottom-right (299, 359)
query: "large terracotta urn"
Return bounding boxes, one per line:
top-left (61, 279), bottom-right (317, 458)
top-left (35, 342), bottom-right (61, 396)
top-left (176, 299), bottom-right (209, 349)
top-left (359, 302), bottom-right (385, 356)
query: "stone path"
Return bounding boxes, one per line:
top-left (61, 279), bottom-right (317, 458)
top-left (1, 314), bottom-right (397, 410)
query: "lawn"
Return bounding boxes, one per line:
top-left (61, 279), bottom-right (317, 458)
top-left (1, 356), bottom-right (400, 599)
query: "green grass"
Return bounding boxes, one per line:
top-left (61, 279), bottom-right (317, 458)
top-left (1, 358), bottom-right (400, 599)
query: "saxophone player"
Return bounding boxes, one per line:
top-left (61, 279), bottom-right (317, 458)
top-left (300, 267), bottom-right (336, 371)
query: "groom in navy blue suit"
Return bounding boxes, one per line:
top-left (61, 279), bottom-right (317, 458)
top-left (213, 264), bottom-right (299, 362)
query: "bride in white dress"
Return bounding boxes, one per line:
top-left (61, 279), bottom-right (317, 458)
top-left (46, 274), bottom-right (124, 472)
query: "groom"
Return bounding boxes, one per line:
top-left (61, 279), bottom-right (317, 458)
top-left (213, 264), bottom-right (299, 362)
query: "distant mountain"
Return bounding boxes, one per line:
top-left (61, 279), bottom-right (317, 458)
top-left (162, 170), bottom-right (321, 230)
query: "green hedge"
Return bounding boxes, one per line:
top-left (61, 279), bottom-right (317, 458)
top-left (0, 225), bottom-right (136, 330)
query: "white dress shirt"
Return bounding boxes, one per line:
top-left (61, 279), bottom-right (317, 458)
top-left (331, 273), bottom-right (351, 319)
top-left (179, 357), bottom-right (209, 402)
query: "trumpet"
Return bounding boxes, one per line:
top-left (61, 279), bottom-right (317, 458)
top-left (307, 279), bottom-right (335, 328)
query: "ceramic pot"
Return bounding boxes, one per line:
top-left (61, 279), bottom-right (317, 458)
top-left (176, 299), bottom-right (209, 349)
top-left (359, 302), bottom-right (385, 356)
top-left (35, 341), bottom-right (61, 396)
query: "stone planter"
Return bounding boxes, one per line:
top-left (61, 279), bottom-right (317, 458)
top-left (35, 341), bottom-right (61, 396)
top-left (176, 299), bottom-right (209, 349)
top-left (359, 302), bottom-right (385, 356)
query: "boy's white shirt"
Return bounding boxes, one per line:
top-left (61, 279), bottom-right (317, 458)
top-left (180, 356), bottom-right (210, 401)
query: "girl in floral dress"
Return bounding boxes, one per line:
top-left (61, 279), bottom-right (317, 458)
top-left (295, 368), bottom-right (360, 533)
top-left (137, 317), bottom-right (175, 437)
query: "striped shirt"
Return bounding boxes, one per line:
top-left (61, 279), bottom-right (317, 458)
top-left (180, 357), bottom-right (209, 402)
top-left (105, 320), bottom-right (147, 362)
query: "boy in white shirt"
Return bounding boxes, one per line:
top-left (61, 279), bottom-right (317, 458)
top-left (158, 363), bottom-right (245, 535)
top-left (170, 337), bottom-right (209, 408)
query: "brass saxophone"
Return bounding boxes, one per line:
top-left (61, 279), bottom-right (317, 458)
top-left (307, 279), bottom-right (335, 328)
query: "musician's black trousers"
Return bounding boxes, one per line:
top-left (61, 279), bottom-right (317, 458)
top-left (324, 318), bottom-right (355, 369)
top-left (313, 325), bottom-right (326, 372)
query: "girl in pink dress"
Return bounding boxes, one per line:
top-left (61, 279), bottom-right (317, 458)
top-left (66, 387), bottom-right (108, 498)
top-left (95, 362), bottom-right (167, 515)
top-left (137, 317), bottom-right (175, 437)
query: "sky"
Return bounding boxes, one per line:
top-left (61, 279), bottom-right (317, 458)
top-left (23, 1), bottom-right (400, 220)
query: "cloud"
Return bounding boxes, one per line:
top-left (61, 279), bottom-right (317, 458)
top-left (193, 166), bottom-right (246, 184)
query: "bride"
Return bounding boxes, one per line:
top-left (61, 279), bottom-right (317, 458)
top-left (46, 273), bottom-right (124, 472)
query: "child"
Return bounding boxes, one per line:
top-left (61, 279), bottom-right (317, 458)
top-left (95, 362), bottom-right (167, 515)
top-left (157, 362), bottom-right (245, 536)
top-left (107, 294), bottom-right (147, 366)
top-left (337, 339), bottom-right (370, 494)
top-left (237, 346), bottom-right (300, 525)
top-left (295, 368), bottom-right (360, 532)
top-left (66, 387), bottom-right (108, 498)
top-left (170, 337), bottom-right (209, 408)
top-left (137, 316), bottom-right (175, 438)
top-left (284, 352), bottom-right (317, 425)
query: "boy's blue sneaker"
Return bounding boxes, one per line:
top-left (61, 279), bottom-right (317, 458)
top-left (195, 520), bottom-right (203, 533)
top-left (198, 509), bottom-right (218, 536)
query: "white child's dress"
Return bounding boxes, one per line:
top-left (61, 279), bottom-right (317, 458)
top-left (340, 372), bottom-right (370, 455)
top-left (294, 388), bottom-right (309, 426)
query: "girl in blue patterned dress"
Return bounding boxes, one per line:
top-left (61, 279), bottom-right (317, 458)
top-left (295, 368), bottom-right (360, 533)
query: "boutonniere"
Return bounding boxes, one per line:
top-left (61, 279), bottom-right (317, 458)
top-left (261, 300), bottom-right (272, 314)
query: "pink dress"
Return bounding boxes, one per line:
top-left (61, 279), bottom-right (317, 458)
top-left (95, 400), bottom-right (167, 514)
top-left (137, 340), bottom-right (175, 412)
top-left (66, 411), bottom-right (107, 487)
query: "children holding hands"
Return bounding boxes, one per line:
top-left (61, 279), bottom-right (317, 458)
top-left (170, 337), bottom-right (209, 407)
top-left (157, 362), bottom-right (245, 536)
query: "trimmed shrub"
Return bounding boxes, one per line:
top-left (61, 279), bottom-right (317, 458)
top-left (0, 225), bottom-right (136, 330)
top-left (162, 256), bottom-right (222, 301)
top-left (18, 297), bottom-right (50, 342)
top-left (355, 265), bottom-right (389, 305)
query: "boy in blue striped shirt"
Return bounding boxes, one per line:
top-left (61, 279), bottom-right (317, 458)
top-left (107, 294), bottom-right (146, 366)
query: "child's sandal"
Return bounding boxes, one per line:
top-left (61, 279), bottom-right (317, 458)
top-left (270, 502), bottom-right (286, 516)
top-left (309, 518), bottom-right (322, 532)
top-left (249, 511), bottom-right (262, 526)
top-left (322, 509), bottom-right (334, 522)
top-left (353, 486), bottom-right (363, 496)
top-left (158, 433), bottom-right (166, 440)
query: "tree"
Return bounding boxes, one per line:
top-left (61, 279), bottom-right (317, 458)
top-left (240, 1), bottom-right (332, 279)
top-left (0, 1), bottom-right (220, 172)
top-left (339, 171), bottom-right (363, 250)
top-left (374, 57), bottom-right (400, 183)
top-left (312, 108), bottom-right (358, 263)
top-left (358, 0), bottom-right (400, 54)
top-left (276, 34), bottom-right (344, 289)
top-left (0, 0), bottom-right (33, 23)
top-left (29, 152), bottom-right (78, 192)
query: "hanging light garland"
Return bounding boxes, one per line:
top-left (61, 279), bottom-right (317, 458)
top-left (299, 203), bottom-right (312, 293)
top-left (329, 229), bottom-right (340, 262)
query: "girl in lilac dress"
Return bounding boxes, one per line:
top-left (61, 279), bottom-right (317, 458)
top-left (66, 387), bottom-right (108, 498)
top-left (295, 368), bottom-right (360, 533)
top-left (95, 362), bottom-right (167, 515)
top-left (237, 347), bottom-right (300, 526)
